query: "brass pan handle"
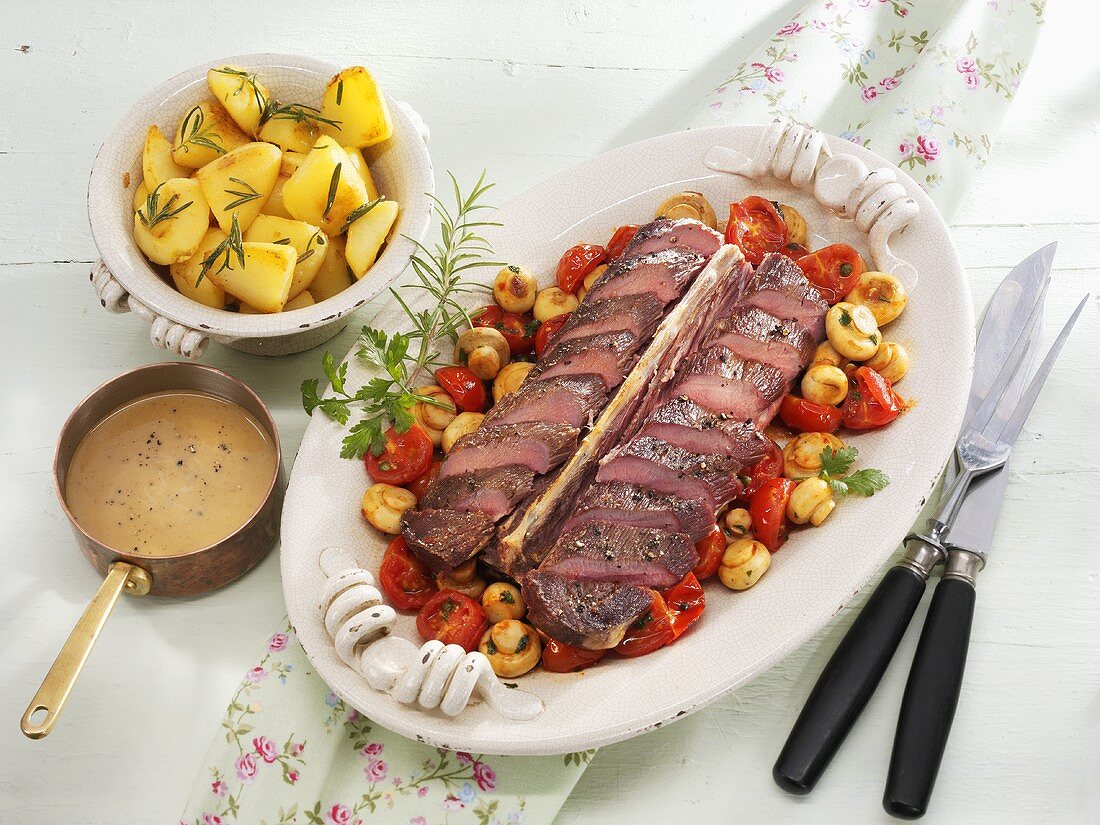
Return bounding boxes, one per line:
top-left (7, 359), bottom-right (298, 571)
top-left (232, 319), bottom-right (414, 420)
top-left (21, 561), bottom-right (152, 739)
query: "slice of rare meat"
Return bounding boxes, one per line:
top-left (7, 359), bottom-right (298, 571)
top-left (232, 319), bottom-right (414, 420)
top-left (637, 396), bottom-right (769, 463)
top-left (704, 306), bottom-right (814, 381)
top-left (541, 521), bottom-right (697, 589)
top-left (420, 464), bottom-right (535, 521)
top-left (563, 480), bottom-right (716, 542)
top-left (585, 249), bottom-right (707, 306)
top-left (675, 348), bottom-right (788, 426)
top-left (530, 330), bottom-right (638, 390)
top-left (623, 217), bottom-right (724, 259)
top-left (482, 374), bottom-right (607, 429)
top-left (548, 293), bottom-right (664, 354)
top-left (402, 508), bottom-right (494, 572)
top-left (440, 422), bottom-right (579, 479)
top-left (742, 252), bottom-right (829, 338)
top-left (523, 570), bottom-right (653, 649)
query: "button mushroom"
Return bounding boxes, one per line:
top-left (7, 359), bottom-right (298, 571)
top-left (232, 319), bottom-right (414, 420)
top-left (493, 361), bottom-right (535, 402)
top-left (533, 286), bottom-right (579, 322)
top-left (655, 191), bottom-right (718, 229)
top-left (783, 432), bottom-right (847, 480)
top-left (778, 203), bottom-right (808, 246)
top-left (719, 539), bottom-right (772, 591)
top-left (435, 558), bottom-right (486, 600)
top-left (441, 411), bottom-right (484, 454)
top-left (786, 477), bottom-right (835, 526)
top-left (864, 341), bottom-right (910, 384)
top-left (826, 302), bottom-right (881, 361)
top-left (846, 271), bottom-right (908, 326)
top-left (493, 264), bottom-right (538, 314)
top-left (811, 340), bottom-right (845, 368)
top-left (577, 264), bottom-right (607, 302)
top-left (723, 507), bottom-right (752, 538)
top-left (361, 483), bottom-right (417, 534)
top-left (411, 384), bottom-right (457, 446)
top-left (801, 364), bottom-right (849, 406)
top-left (479, 620), bottom-right (542, 677)
top-left (454, 326), bottom-right (510, 381)
top-left (481, 582), bottom-right (526, 624)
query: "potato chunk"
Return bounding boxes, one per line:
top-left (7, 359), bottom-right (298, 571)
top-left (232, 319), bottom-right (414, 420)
top-left (281, 137), bottom-right (369, 235)
top-left (196, 142), bottom-right (281, 233)
top-left (171, 100), bottom-right (251, 170)
top-left (320, 66), bottom-right (393, 148)
top-left (169, 228), bottom-right (228, 309)
top-left (205, 242), bottom-right (295, 313)
top-left (307, 234), bottom-right (353, 302)
top-left (244, 214), bottom-right (329, 299)
top-left (345, 199), bottom-right (399, 279)
top-left (206, 66), bottom-right (270, 136)
top-left (342, 146), bottom-right (379, 200)
top-left (258, 115), bottom-right (320, 154)
top-left (142, 125), bottom-right (189, 190)
top-left (133, 178), bottom-right (210, 265)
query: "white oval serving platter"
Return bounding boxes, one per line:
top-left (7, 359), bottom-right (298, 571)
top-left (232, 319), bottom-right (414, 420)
top-left (281, 123), bottom-right (974, 755)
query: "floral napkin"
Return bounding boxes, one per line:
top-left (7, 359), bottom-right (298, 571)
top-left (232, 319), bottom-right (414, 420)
top-left (684, 0), bottom-right (1045, 219)
top-left (182, 2), bottom-right (1045, 823)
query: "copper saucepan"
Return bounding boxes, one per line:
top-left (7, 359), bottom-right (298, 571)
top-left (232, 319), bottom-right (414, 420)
top-left (21, 362), bottom-right (286, 738)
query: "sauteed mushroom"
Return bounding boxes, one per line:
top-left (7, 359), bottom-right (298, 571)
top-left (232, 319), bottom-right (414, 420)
top-left (455, 327), bottom-right (510, 380)
top-left (655, 191), bottom-right (717, 229)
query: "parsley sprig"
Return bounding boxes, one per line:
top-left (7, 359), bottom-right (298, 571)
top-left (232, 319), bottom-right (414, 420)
top-left (818, 445), bottom-right (890, 498)
top-left (301, 171), bottom-right (500, 459)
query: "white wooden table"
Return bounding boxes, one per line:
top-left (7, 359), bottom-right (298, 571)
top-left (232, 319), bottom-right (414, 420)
top-left (2, 2), bottom-right (1097, 822)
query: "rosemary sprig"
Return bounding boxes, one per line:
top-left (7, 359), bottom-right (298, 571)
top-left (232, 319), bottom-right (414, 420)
top-left (222, 177), bottom-right (262, 211)
top-left (301, 171), bottom-right (501, 458)
top-left (339, 195), bottom-right (385, 234)
top-left (137, 183), bottom-right (193, 230)
top-left (262, 101), bottom-right (341, 129)
top-left (195, 213), bottom-right (245, 287)
top-left (323, 163), bottom-right (342, 220)
top-left (297, 231), bottom-right (326, 265)
top-left (179, 105), bottom-right (227, 155)
top-left (209, 66), bottom-right (269, 118)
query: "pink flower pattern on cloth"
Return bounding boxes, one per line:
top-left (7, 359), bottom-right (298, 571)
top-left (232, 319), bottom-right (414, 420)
top-left (686, 0), bottom-right (1046, 218)
top-left (180, 623), bottom-right (591, 825)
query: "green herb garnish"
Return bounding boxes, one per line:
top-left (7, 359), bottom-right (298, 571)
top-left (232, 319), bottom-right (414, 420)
top-left (195, 213), bottom-right (244, 287)
top-left (137, 183), bottom-right (193, 230)
top-left (178, 105), bottom-right (227, 156)
top-left (339, 196), bottom-right (385, 234)
top-left (301, 171), bottom-right (500, 458)
top-left (322, 163), bottom-right (342, 220)
top-left (818, 445), bottom-right (890, 498)
top-left (261, 101), bottom-right (340, 129)
top-left (839, 308), bottom-right (853, 327)
top-left (221, 177), bottom-right (262, 211)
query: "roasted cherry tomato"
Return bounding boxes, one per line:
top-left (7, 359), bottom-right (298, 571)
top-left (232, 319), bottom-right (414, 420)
top-left (434, 366), bottom-right (486, 413)
top-left (797, 243), bottom-right (866, 304)
top-left (779, 394), bottom-right (842, 434)
top-left (615, 592), bottom-right (675, 658)
top-left (778, 242), bottom-right (810, 261)
top-left (663, 573), bottom-right (705, 639)
top-left (606, 224), bottom-right (640, 259)
top-left (749, 477), bottom-right (798, 552)
top-left (406, 457), bottom-right (441, 501)
top-left (365, 425), bottom-right (434, 485)
top-left (556, 243), bottom-right (607, 294)
top-left (472, 305), bottom-right (538, 355)
top-left (415, 590), bottom-right (488, 652)
top-left (737, 439), bottom-right (785, 500)
top-left (725, 196), bottom-right (788, 265)
top-left (841, 366), bottom-right (904, 430)
top-left (534, 312), bottom-right (571, 358)
top-left (692, 525), bottom-right (725, 580)
top-left (540, 638), bottom-right (608, 673)
top-left (378, 536), bottom-right (438, 611)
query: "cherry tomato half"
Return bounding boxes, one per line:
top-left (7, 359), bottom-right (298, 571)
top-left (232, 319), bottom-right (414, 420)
top-left (737, 439), bottom-right (785, 500)
top-left (664, 573), bottom-right (705, 639)
top-left (472, 305), bottom-right (538, 355)
top-left (406, 457), bottom-right (441, 501)
top-left (841, 366), bottom-right (904, 430)
top-left (533, 312), bottom-right (571, 358)
top-left (541, 638), bottom-right (608, 673)
top-left (606, 225), bottom-right (640, 259)
top-left (615, 592), bottom-right (675, 658)
top-left (749, 477), bottom-right (798, 552)
top-left (725, 196), bottom-right (788, 265)
top-left (378, 536), bottom-right (438, 611)
top-left (556, 244), bottom-right (607, 294)
top-left (778, 242), bottom-right (810, 261)
top-left (692, 525), bottom-right (725, 581)
top-left (434, 366), bottom-right (486, 413)
top-left (779, 394), bottom-right (842, 434)
top-left (364, 425), bottom-right (434, 485)
top-left (415, 589), bottom-right (488, 652)
top-left (797, 243), bottom-right (866, 304)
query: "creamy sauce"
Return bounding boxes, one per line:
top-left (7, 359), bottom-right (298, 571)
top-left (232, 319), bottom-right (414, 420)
top-left (65, 391), bottom-right (277, 556)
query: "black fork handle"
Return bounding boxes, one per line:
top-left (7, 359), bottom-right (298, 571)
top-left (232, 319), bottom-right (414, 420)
top-left (773, 545), bottom-right (937, 795)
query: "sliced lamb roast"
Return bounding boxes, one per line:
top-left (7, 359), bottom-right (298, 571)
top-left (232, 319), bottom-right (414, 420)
top-left (402, 217), bottom-right (723, 572)
top-left (523, 571), bottom-right (654, 649)
top-left (521, 250), bottom-right (828, 649)
top-left (401, 509), bottom-right (494, 572)
top-left (541, 521), bottom-right (697, 589)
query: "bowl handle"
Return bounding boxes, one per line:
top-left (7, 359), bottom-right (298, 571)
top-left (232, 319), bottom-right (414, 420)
top-left (90, 260), bottom-right (210, 359)
top-left (395, 100), bottom-right (430, 144)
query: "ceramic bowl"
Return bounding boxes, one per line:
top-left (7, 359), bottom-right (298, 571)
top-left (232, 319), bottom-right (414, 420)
top-left (281, 123), bottom-right (974, 755)
top-left (87, 53), bottom-right (434, 358)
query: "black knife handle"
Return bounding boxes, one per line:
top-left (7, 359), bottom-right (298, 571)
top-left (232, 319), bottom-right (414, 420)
top-left (884, 553), bottom-right (978, 820)
top-left (773, 563), bottom-right (929, 795)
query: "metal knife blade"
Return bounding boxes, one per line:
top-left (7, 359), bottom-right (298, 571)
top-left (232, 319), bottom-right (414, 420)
top-left (942, 244), bottom-right (1054, 553)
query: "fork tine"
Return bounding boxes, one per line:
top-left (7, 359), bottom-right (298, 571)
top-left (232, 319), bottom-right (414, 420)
top-left (992, 294), bottom-right (1090, 447)
top-left (966, 274), bottom-right (1052, 438)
